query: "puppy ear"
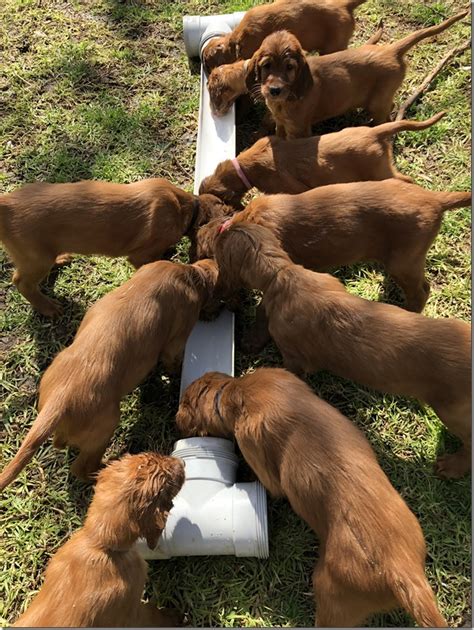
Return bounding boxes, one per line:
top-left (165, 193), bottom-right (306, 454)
top-left (142, 509), bottom-right (167, 551)
top-left (293, 53), bottom-right (313, 99)
top-left (245, 55), bottom-right (261, 94)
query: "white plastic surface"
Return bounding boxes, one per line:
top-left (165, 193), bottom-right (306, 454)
top-left (137, 438), bottom-right (269, 559)
top-left (179, 33), bottom-right (238, 397)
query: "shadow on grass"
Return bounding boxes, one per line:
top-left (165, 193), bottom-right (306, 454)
top-left (24, 266), bottom-right (86, 372)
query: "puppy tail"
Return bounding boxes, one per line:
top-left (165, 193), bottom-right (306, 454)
top-left (436, 190), bottom-right (471, 211)
top-left (374, 111), bottom-right (445, 138)
top-left (365, 20), bottom-right (384, 45)
top-left (389, 571), bottom-right (448, 627)
top-left (390, 9), bottom-right (469, 56)
top-left (0, 401), bottom-right (62, 491)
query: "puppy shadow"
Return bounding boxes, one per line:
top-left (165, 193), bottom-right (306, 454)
top-left (124, 365), bottom-right (183, 456)
top-left (26, 267), bottom-right (86, 372)
top-left (313, 108), bottom-right (372, 135)
top-left (331, 261), bottom-right (406, 308)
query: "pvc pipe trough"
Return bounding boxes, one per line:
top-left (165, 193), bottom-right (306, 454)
top-left (138, 11), bottom-right (269, 560)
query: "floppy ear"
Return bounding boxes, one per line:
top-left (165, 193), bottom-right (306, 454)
top-left (293, 53), bottom-right (313, 99)
top-left (245, 55), bottom-right (261, 94)
top-left (141, 509), bottom-right (168, 550)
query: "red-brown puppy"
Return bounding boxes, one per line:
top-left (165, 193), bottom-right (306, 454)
top-left (0, 178), bottom-right (230, 316)
top-left (246, 11), bottom-right (468, 138)
top-left (13, 452), bottom-right (185, 628)
top-left (198, 114), bottom-right (444, 207)
top-left (177, 368), bottom-right (447, 627)
top-left (203, 0), bottom-right (368, 71)
top-left (0, 258), bottom-right (218, 489)
top-left (196, 178), bottom-right (471, 312)
top-left (207, 59), bottom-right (248, 117)
top-left (213, 223), bottom-right (471, 479)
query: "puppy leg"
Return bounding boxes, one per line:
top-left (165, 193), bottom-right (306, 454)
top-left (280, 349), bottom-right (307, 378)
top-left (128, 248), bottom-right (166, 269)
top-left (241, 304), bottom-right (271, 353)
top-left (161, 340), bottom-right (185, 376)
top-left (313, 563), bottom-right (377, 627)
top-left (70, 405), bottom-right (120, 481)
top-left (12, 256), bottom-right (63, 317)
top-left (433, 401), bottom-right (471, 479)
top-left (368, 86), bottom-right (399, 125)
top-left (137, 602), bottom-right (182, 627)
top-left (385, 257), bottom-right (430, 312)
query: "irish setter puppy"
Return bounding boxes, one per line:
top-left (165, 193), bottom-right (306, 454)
top-left (0, 258), bottom-right (218, 489)
top-left (176, 368), bottom-right (447, 627)
top-left (13, 452), bottom-right (185, 627)
top-left (202, 0), bottom-right (368, 72)
top-left (212, 223), bottom-right (471, 479)
top-left (207, 59), bottom-right (248, 117)
top-left (246, 11), bottom-right (468, 138)
top-left (198, 113), bottom-right (445, 207)
top-left (0, 178), bottom-right (231, 316)
top-left (196, 178), bottom-right (470, 312)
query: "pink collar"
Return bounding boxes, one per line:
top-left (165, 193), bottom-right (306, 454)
top-left (218, 219), bottom-right (233, 234)
top-left (231, 158), bottom-right (252, 190)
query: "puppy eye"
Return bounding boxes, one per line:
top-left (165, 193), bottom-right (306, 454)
top-left (261, 61), bottom-right (271, 70)
top-left (287, 63), bottom-right (294, 71)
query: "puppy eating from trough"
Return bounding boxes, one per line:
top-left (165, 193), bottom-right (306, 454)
top-left (0, 258), bottom-right (218, 489)
top-left (199, 113), bottom-right (444, 207)
top-left (176, 368), bottom-right (447, 627)
top-left (196, 178), bottom-right (471, 313)
top-left (0, 178), bottom-right (230, 316)
top-left (210, 222), bottom-right (471, 479)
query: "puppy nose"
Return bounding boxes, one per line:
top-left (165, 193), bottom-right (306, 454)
top-left (269, 86), bottom-right (281, 96)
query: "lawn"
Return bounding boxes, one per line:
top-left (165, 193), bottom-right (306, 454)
top-left (0, 0), bottom-right (471, 627)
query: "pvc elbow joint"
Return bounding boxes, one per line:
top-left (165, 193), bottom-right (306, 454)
top-left (137, 437), bottom-right (269, 559)
top-left (182, 12), bottom-right (246, 60)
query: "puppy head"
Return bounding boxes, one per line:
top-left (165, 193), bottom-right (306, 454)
top-left (176, 371), bottom-right (236, 437)
top-left (193, 216), bottom-right (235, 261)
top-left (91, 452), bottom-right (185, 550)
top-left (214, 221), bottom-right (291, 292)
top-left (202, 35), bottom-right (235, 73)
top-left (196, 193), bottom-right (234, 225)
top-left (190, 258), bottom-right (219, 301)
top-left (245, 31), bottom-right (313, 102)
top-left (208, 60), bottom-right (247, 117)
top-left (199, 168), bottom-right (246, 208)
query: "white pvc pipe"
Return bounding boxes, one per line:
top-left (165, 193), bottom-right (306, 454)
top-left (138, 438), bottom-right (269, 559)
top-left (136, 14), bottom-right (269, 560)
top-left (179, 19), bottom-right (242, 398)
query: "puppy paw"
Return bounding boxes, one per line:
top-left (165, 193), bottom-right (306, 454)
top-left (157, 607), bottom-right (184, 627)
top-left (37, 297), bottom-right (63, 318)
top-left (200, 303), bottom-right (223, 321)
top-left (54, 253), bottom-right (74, 266)
top-left (435, 452), bottom-right (470, 479)
top-left (70, 459), bottom-right (101, 482)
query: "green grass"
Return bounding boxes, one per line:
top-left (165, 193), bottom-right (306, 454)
top-left (0, 0), bottom-right (471, 626)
